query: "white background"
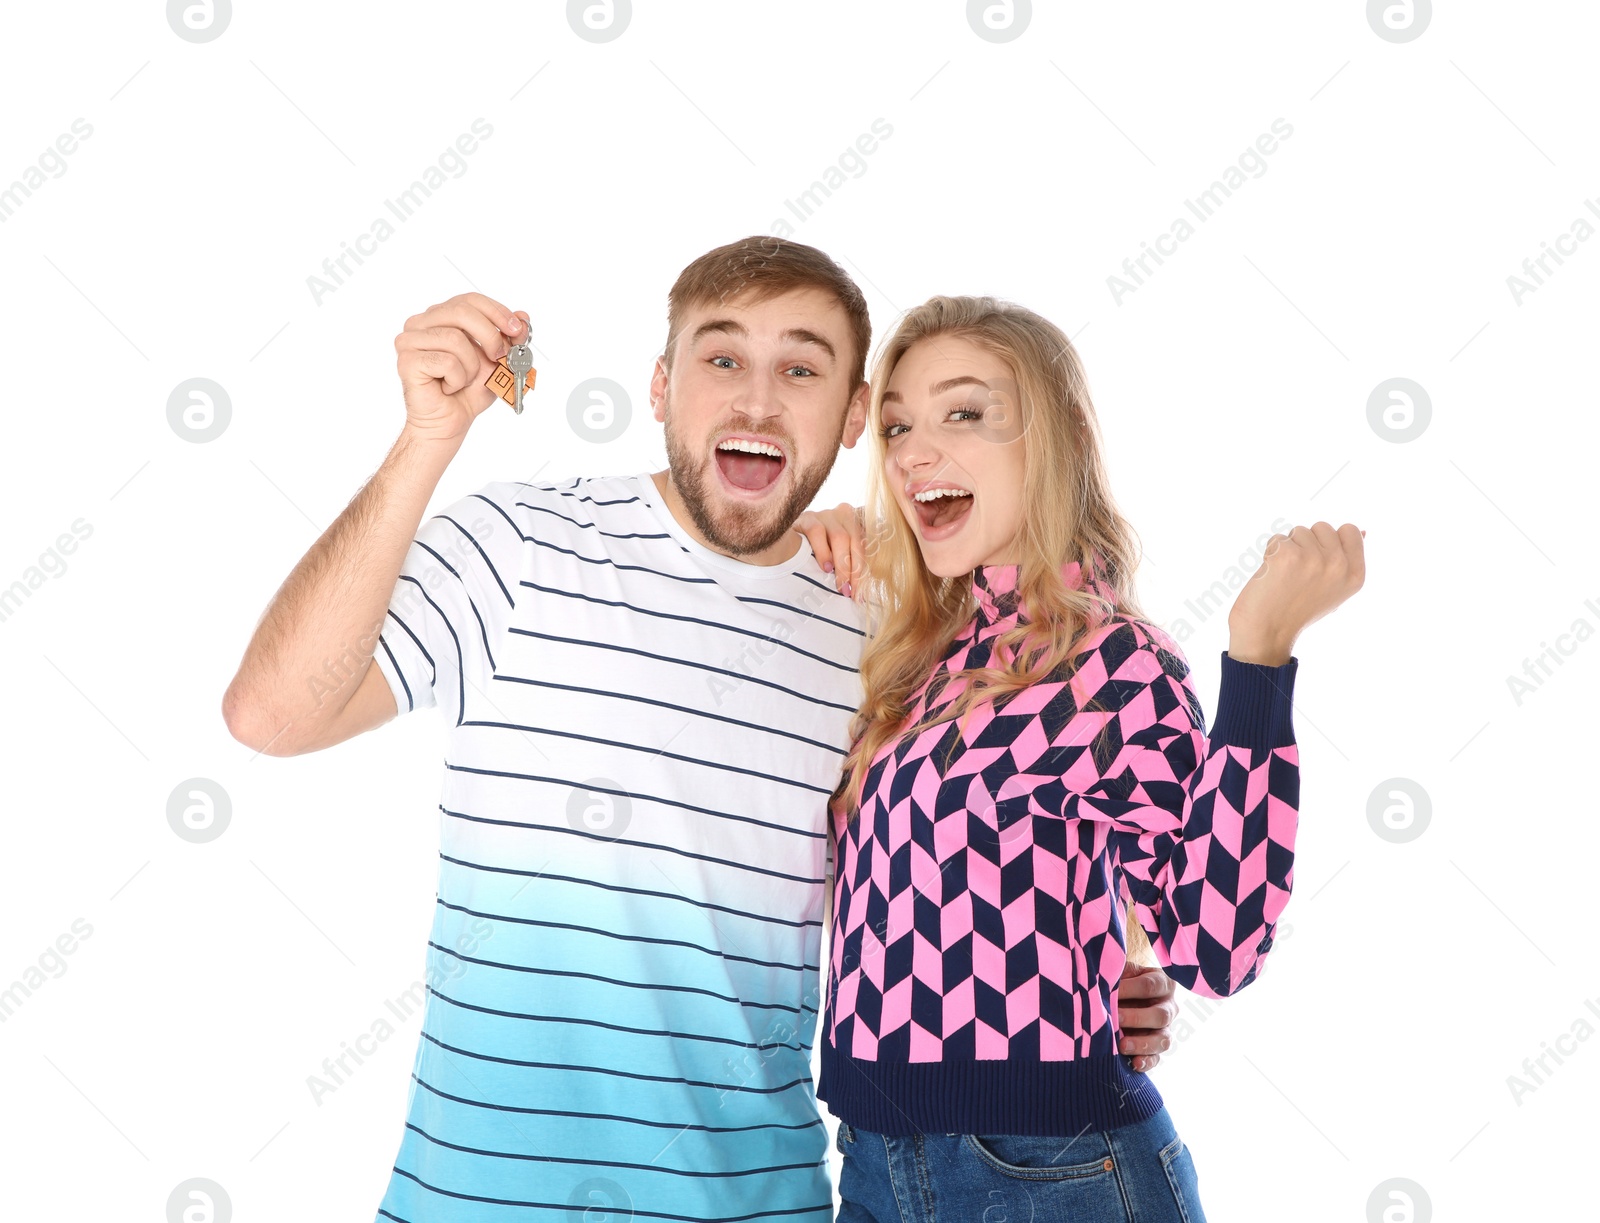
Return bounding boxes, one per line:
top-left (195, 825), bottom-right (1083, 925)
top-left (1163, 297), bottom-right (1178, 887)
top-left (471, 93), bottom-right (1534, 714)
top-left (1, 2), bottom-right (1594, 1220)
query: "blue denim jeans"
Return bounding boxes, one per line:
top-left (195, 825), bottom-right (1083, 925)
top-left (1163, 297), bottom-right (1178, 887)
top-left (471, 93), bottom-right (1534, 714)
top-left (834, 1106), bottom-right (1206, 1223)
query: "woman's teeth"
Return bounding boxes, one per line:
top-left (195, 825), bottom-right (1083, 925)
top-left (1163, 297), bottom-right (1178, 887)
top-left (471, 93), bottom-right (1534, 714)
top-left (912, 487), bottom-right (975, 533)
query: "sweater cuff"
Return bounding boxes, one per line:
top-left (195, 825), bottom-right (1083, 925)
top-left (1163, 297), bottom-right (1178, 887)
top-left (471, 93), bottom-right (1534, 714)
top-left (1209, 651), bottom-right (1298, 749)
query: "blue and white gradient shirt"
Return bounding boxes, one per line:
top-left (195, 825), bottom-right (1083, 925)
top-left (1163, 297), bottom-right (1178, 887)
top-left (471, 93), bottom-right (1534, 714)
top-left (369, 472), bottom-right (863, 1223)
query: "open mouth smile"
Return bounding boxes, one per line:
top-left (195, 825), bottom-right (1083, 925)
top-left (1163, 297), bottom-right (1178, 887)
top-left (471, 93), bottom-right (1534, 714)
top-left (714, 435), bottom-right (788, 496)
top-left (909, 481), bottom-right (974, 541)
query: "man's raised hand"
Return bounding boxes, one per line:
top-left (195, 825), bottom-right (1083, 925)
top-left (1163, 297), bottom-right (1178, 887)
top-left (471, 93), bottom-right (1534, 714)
top-left (395, 292), bottom-right (531, 444)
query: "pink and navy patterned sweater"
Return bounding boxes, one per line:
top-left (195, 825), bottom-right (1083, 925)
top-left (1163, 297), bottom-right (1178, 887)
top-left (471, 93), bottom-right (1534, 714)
top-left (817, 559), bottom-right (1301, 1135)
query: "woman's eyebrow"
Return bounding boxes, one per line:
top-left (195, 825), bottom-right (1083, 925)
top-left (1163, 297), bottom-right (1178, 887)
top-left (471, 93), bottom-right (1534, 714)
top-left (881, 375), bottom-right (987, 404)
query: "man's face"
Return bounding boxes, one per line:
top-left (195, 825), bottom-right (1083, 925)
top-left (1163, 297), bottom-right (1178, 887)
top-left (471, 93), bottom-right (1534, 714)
top-left (652, 286), bottom-right (868, 558)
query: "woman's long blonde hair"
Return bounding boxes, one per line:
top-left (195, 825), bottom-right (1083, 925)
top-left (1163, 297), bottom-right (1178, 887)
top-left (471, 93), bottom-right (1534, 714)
top-left (831, 295), bottom-right (1157, 965)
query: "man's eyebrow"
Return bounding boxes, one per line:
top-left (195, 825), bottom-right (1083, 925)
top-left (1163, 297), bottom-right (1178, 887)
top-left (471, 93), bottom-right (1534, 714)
top-left (881, 375), bottom-right (988, 405)
top-left (688, 318), bottom-right (838, 362)
top-left (782, 328), bottom-right (837, 362)
top-left (688, 318), bottom-right (747, 348)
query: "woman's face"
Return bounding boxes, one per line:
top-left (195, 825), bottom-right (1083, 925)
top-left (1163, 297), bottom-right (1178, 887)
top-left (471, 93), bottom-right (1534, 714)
top-left (879, 334), bottom-right (1027, 579)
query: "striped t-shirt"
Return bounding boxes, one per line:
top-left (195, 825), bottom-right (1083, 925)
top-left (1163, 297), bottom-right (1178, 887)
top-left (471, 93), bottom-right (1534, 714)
top-left (368, 472), bottom-right (864, 1223)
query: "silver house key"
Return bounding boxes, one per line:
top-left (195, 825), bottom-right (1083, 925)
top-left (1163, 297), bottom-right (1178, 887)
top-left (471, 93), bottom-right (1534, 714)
top-left (484, 326), bottom-right (538, 413)
top-left (505, 336), bottom-right (536, 415)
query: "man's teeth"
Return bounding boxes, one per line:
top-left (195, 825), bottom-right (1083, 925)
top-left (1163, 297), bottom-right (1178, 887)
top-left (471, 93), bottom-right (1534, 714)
top-left (718, 439), bottom-right (783, 458)
top-left (913, 488), bottom-right (973, 502)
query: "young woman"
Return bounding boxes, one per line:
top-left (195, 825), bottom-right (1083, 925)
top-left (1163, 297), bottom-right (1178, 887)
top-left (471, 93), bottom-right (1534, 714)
top-left (796, 295), bottom-right (1364, 1222)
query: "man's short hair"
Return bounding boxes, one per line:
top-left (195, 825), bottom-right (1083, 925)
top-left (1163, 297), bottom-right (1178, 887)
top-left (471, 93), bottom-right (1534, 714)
top-left (663, 235), bottom-right (872, 392)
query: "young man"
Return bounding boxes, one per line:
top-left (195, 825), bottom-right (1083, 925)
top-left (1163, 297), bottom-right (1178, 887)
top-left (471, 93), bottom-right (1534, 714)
top-left (222, 236), bottom-right (1177, 1222)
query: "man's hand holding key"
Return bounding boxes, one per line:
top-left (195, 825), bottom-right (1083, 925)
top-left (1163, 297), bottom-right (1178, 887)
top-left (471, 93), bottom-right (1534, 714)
top-left (394, 293), bottom-right (533, 445)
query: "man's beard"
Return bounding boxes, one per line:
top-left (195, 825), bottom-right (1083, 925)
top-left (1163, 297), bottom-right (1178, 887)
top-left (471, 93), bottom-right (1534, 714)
top-left (662, 395), bottom-right (844, 557)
